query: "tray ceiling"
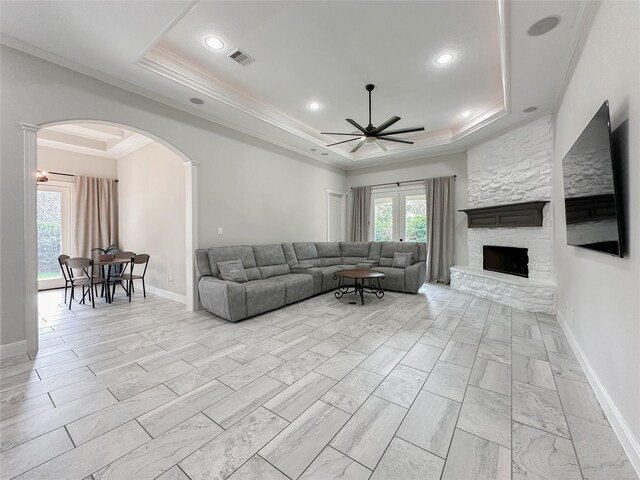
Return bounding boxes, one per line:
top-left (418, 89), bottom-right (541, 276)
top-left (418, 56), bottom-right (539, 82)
top-left (0, 0), bottom-right (590, 169)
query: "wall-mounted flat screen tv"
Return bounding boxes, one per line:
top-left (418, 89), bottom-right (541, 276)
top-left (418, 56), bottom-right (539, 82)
top-left (562, 100), bottom-right (623, 257)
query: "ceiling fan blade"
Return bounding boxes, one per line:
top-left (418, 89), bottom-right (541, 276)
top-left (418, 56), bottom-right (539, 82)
top-left (346, 119), bottom-right (368, 135)
top-left (379, 136), bottom-right (414, 145)
top-left (374, 139), bottom-right (388, 151)
top-left (321, 132), bottom-right (364, 136)
top-left (373, 116), bottom-right (401, 135)
top-left (326, 137), bottom-right (361, 147)
top-left (350, 139), bottom-right (366, 153)
top-left (377, 126), bottom-right (425, 136)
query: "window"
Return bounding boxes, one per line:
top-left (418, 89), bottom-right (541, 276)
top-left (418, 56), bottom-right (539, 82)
top-left (371, 187), bottom-right (427, 242)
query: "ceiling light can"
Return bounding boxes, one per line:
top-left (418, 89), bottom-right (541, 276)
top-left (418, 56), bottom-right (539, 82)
top-left (459, 110), bottom-right (472, 118)
top-left (308, 102), bottom-right (321, 111)
top-left (190, 98), bottom-right (204, 105)
top-left (205, 36), bottom-right (225, 50)
top-left (435, 53), bottom-right (454, 65)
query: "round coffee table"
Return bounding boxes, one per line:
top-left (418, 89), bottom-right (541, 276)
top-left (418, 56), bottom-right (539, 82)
top-left (333, 269), bottom-right (385, 305)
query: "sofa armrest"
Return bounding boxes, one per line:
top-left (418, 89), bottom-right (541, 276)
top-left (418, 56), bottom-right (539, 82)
top-left (291, 263), bottom-right (315, 272)
top-left (198, 276), bottom-right (247, 322)
top-left (356, 260), bottom-right (379, 269)
top-left (404, 261), bottom-right (426, 293)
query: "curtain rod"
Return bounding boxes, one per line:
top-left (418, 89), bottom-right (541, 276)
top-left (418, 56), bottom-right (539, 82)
top-left (41, 171), bottom-right (119, 183)
top-left (350, 175), bottom-right (456, 189)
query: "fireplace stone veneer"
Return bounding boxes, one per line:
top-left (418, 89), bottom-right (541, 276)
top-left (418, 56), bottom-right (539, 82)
top-left (451, 116), bottom-right (556, 313)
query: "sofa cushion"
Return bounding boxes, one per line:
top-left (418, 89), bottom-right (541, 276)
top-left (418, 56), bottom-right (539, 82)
top-left (253, 244), bottom-right (286, 266)
top-left (321, 257), bottom-right (342, 266)
top-left (379, 242), bottom-right (419, 267)
top-left (340, 242), bottom-right (370, 257)
top-left (368, 242), bottom-right (382, 261)
top-left (281, 243), bottom-right (299, 266)
top-left (316, 242), bottom-right (341, 258)
top-left (392, 252), bottom-right (413, 269)
top-left (373, 266), bottom-right (406, 292)
top-left (293, 242), bottom-right (322, 266)
top-left (265, 274), bottom-right (314, 304)
top-left (319, 265), bottom-right (343, 291)
top-left (217, 260), bottom-right (248, 283)
top-left (244, 280), bottom-right (286, 317)
top-left (342, 256), bottom-right (368, 265)
top-left (195, 249), bottom-right (211, 277)
top-left (207, 246), bottom-right (261, 281)
top-left (260, 264), bottom-right (291, 279)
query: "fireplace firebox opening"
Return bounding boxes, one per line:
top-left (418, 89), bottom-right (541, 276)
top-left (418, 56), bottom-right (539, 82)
top-left (483, 245), bottom-right (529, 278)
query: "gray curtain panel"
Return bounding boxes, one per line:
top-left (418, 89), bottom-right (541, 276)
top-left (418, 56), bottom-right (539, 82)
top-left (350, 186), bottom-right (371, 241)
top-left (425, 176), bottom-right (454, 283)
top-left (74, 176), bottom-right (119, 257)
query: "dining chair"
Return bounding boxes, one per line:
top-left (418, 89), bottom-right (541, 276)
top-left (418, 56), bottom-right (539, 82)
top-left (110, 251), bottom-right (136, 300)
top-left (64, 257), bottom-right (105, 309)
top-left (118, 254), bottom-right (150, 302)
top-left (57, 254), bottom-right (70, 303)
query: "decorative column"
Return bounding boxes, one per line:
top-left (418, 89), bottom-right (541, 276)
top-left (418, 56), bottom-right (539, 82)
top-left (185, 160), bottom-right (199, 311)
top-left (21, 123), bottom-right (39, 353)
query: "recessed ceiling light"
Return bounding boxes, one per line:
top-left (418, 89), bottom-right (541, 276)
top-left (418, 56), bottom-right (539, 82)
top-left (205, 36), bottom-right (224, 50)
top-left (459, 110), bottom-right (472, 118)
top-left (308, 102), bottom-right (321, 111)
top-left (310, 148), bottom-right (317, 152)
top-left (523, 106), bottom-right (538, 113)
top-left (321, 153), bottom-right (329, 156)
top-left (435, 53), bottom-right (454, 65)
top-left (190, 98), bottom-right (204, 105)
top-left (528, 16), bottom-right (560, 36)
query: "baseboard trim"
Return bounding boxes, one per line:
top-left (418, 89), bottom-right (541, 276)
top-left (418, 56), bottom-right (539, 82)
top-left (0, 340), bottom-right (28, 360)
top-left (145, 285), bottom-right (187, 305)
top-left (556, 309), bottom-right (640, 475)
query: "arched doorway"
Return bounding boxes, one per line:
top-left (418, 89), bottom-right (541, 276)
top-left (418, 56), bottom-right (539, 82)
top-left (22, 120), bottom-right (199, 352)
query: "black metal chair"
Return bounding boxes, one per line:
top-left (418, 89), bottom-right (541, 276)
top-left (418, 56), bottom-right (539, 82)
top-left (64, 257), bottom-right (105, 309)
top-left (57, 254), bottom-right (70, 303)
top-left (117, 254), bottom-right (150, 302)
top-left (110, 251), bottom-right (136, 301)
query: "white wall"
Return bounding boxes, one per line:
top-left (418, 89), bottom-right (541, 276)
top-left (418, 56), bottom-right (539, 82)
top-left (553, 0), bottom-right (640, 466)
top-left (0, 46), bottom-right (346, 347)
top-left (37, 145), bottom-right (117, 180)
top-left (117, 142), bottom-right (186, 298)
top-left (345, 153), bottom-right (468, 266)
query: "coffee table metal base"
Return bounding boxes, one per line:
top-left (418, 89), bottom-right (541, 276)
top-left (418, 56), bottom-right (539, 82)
top-left (333, 275), bottom-right (384, 305)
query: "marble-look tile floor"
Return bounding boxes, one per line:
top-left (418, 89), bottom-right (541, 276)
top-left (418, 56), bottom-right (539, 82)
top-left (0, 285), bottom-right (637, 480)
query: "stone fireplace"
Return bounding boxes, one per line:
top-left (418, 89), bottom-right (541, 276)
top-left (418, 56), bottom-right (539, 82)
top-left (450, 116), bottom-right (556, 313)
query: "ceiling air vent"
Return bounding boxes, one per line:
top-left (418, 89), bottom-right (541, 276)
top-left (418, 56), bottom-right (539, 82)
top-left (228, 49), bottom-right (255, 66)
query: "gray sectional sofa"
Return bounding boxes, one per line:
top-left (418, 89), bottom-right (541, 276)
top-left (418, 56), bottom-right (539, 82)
top-left (195, 241), bottom-right (426, 322)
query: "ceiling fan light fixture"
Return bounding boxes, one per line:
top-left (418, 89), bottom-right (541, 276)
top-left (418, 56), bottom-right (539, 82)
top-left (205, 36), bottom-right (225, 50)
top-left (435, 53), bottom-right (454, 65)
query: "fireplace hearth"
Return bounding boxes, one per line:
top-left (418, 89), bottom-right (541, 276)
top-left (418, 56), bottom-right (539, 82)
top-left (483, 246), bottom-right (529, 278)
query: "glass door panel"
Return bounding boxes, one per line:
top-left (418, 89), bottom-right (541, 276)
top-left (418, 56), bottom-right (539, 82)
top-left (373, 196), bottom-right (394, 241)
top-left (37, 183), bottom-right (72, 290)
top-left (404, 194), bottom-right (427, 242)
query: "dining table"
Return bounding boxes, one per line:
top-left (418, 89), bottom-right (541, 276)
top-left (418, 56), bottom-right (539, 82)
top-left (95, 258), bottom-right (133, 303)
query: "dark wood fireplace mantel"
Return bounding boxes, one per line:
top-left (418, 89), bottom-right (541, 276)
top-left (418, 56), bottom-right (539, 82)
top-left (460, 201), bottom-right (549, 228)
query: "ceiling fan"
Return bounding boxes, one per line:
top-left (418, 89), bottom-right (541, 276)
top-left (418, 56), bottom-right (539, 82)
top-left (321, 84), bottom-right (425, 153)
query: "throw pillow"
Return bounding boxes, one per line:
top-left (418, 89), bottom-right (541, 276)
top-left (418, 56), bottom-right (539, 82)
top-left (217, 260), bottom-right (248, 283)
top-left (392, 252), bottom-right (413, 268)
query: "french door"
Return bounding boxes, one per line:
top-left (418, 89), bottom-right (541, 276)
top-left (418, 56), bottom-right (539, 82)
top-left (37, 182), bottom-right (73, 290)
top-left (370, 188), bottom-right (427, 242)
